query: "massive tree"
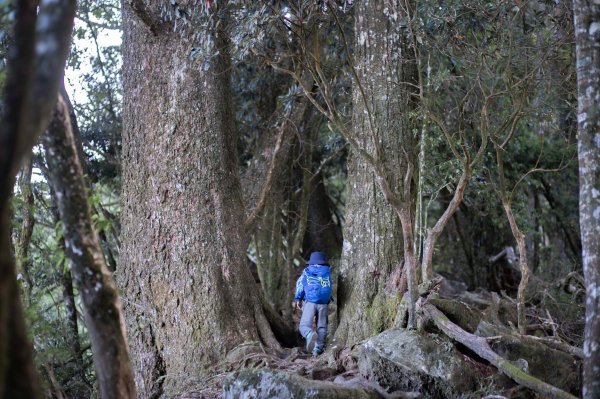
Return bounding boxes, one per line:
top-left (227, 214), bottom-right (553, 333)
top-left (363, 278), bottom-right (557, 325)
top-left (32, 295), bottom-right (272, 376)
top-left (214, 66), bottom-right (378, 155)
top-left (120, 2), bottom-right (278, 396)
top-left (573, 1), bottom-right (600, 397)
top-left (334, 0), bottom-right (419, 343)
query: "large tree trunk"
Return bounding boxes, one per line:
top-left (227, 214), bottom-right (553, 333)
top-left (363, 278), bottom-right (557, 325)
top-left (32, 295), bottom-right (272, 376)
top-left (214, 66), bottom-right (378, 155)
top-left (573, 1), bottom-right (600, 397)
top-left (120, 2), bottom-right (278, 396)
top-left (334, 0), bottom-right (418, 344)
top-left (43, 95), bottom-right (136, 399)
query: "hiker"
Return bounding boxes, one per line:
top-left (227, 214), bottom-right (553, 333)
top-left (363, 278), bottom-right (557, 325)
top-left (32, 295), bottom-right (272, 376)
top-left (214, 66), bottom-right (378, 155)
top-left (294, 251), bottom-right (333, 356)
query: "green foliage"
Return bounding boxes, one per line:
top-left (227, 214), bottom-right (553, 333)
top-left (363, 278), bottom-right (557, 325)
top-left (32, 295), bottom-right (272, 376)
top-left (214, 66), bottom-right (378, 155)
top-left (411, 0), bottom-right (579, 290)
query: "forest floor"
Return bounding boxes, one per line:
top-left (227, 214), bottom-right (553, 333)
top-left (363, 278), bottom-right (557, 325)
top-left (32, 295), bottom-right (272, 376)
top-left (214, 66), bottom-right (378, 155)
top-left (174, 344), bottom-right (344, 398)
top-left (173, 277), bottom-right (584, 399)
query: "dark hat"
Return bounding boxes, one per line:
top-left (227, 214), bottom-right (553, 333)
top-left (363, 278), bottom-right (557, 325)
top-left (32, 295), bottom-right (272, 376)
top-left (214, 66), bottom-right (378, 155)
top-left (307, 251), bottom-right (329, 265)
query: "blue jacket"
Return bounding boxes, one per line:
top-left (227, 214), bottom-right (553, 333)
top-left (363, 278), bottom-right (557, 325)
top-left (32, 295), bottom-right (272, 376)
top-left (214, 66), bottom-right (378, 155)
top-left (294, 265), bottom-right (332, 304)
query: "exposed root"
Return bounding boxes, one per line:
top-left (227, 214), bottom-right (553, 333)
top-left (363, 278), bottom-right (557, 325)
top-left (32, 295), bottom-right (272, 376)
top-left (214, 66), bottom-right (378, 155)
top-left (423, 303), bottom-right (578, 399)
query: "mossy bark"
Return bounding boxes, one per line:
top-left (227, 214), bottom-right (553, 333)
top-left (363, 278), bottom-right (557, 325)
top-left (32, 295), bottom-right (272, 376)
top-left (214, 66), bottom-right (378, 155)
top-left (428, 298), bottom-right (482, 334)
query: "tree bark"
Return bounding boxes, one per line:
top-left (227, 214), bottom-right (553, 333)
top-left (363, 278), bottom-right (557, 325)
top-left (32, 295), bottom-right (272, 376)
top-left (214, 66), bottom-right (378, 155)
top-left (421, 168), bottom-right (471, 283)
top-left (120, 2), bottom-right (278, 395)
top-left (43, 94), bottom-right (136, 399)
top-left (573, 1), bottom-right (600, 397)
top-left (0, 0), bottom-right (75, 396)
top-left (335, 0), bottom-right (418, 344)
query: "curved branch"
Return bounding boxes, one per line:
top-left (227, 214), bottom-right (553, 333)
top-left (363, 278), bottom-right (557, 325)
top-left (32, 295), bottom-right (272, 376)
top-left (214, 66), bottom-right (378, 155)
top-left (421, 166), bottom-right (471, 282)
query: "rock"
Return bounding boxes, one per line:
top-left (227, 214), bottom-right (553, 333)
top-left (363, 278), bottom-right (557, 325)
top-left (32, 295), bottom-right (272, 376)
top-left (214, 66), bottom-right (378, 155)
top-left (488, 335), bottom-right (581, 395)
top-left (222, 368), bottom-right (380, 399)
top-left (357, 329), bottom-right (484, 398)
top-left (438, 278), bottom-right (468, 299)
top-left (475, 320), bottom-right (511, 337)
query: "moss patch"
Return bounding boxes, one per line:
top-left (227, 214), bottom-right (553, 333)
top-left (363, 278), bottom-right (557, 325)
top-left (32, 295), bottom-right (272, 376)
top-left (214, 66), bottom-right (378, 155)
top-left (366, 293), bottom-right (401, 336)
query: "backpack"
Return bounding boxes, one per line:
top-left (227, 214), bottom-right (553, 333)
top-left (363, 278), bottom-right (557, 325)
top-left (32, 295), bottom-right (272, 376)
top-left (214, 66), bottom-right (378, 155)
top-left (303, 265), bottom-right (332, 304)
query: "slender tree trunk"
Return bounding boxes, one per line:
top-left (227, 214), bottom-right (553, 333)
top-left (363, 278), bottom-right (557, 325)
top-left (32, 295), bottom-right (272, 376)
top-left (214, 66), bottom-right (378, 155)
top-left (495, 146), bottom-right (531, 335)
top-left (61, 85), bottom-right (120, 272)
top-left (573, 1), bottom-right (600, 396)
top-left (335, 0), bottom-right (418, 344)
top-left (43, 95), bottom-right (136, 399)
top-left (120, 2), bottom-right (278, 395)
top-left (503, 202), bottom-right (530, 335)
top-left (0, 0), bottom-right (75, 396)
top-left (38, 161), bottom-right (89, 394)
top-left (16, 157), bottom-right (35, 302)
top-left (421, 169), bottom-right (471, 283)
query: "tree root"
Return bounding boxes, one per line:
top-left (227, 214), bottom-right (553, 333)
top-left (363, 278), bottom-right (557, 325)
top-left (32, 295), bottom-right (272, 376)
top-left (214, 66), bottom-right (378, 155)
top-left (423, 303), bottom-right (578, 399)
top-left (520, 335), bottom-right (583, 359)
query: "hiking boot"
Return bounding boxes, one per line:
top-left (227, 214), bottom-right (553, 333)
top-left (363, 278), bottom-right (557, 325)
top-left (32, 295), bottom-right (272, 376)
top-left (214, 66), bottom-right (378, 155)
top-left (305, 331), bottom-right (317, 353)
top-left (312, 345), bottom-right (324, 357)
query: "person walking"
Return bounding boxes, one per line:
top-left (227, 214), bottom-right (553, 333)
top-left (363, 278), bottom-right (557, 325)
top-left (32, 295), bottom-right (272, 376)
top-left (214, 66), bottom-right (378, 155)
top-left (294, 251), bottom-right (333, 356)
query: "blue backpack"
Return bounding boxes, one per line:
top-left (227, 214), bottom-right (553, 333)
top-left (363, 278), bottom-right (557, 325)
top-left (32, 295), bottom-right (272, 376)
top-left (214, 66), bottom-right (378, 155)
top-left (295, 265), bottom-right (332, 304)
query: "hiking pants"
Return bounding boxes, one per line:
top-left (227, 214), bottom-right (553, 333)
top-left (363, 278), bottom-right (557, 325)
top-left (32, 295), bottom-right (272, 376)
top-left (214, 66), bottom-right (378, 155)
top-left (299, 302), bottom-right (328, 349)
